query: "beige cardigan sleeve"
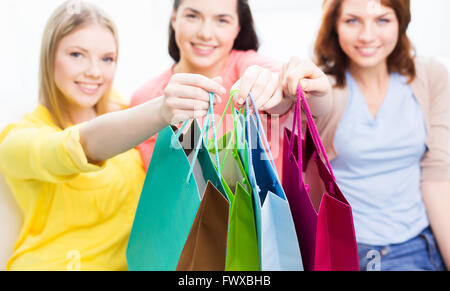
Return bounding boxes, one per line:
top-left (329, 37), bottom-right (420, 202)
top-left (420, 59), bottom-right (450, 181)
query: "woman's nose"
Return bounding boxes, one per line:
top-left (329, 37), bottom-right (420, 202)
top-left (197, 20), bottom-right (214, 41)
top-left (85, 59), bottom-right (102, 79)
top-left (358, 22), bottom-right (377, 43)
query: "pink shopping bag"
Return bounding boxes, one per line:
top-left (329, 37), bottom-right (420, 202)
top-left (282, 84), bottom-right (360, 271)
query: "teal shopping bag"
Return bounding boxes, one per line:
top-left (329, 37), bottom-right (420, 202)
top-left (126, 96), bottom-right (227, 271)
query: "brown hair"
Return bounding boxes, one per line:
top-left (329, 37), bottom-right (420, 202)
top-left (314, 0), bottom-right (416, 87)
top-left (39, 0), bottom-right (119, 129)
top-left (168, 0), bottom-right (259, 62)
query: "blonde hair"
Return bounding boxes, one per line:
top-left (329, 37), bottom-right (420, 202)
top-left (39, 0), bottom-right (119, 129)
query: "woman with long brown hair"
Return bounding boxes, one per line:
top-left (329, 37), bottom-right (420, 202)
top-left (279, 0), bottom-right (449, 270)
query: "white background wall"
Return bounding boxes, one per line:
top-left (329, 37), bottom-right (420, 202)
top-left (0, 0), bottom-right (449, 130)
top-left (0, 0), bottom-right (449, 270)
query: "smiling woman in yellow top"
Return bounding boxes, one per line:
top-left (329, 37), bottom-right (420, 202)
top-left (0, 1), bottom-right (228, 271)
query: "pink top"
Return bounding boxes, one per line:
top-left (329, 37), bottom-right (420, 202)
top-left (131, 49), bottom-right (287, 173)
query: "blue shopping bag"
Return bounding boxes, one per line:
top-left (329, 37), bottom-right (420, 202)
top-left (241, 94), bottom-right (304, 271)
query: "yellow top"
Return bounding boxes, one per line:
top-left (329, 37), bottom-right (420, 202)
top-left (0, 99), bottom-right (145, 271)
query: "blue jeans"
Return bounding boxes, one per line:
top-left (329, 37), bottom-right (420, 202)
top-left (358, 227), bottom-right (446, 271)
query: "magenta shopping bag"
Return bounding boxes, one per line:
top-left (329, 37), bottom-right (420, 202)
top-left (282, 84), bottom-right (360, 271)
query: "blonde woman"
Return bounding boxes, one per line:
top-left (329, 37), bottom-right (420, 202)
top-left (0, 1), bottom-right (225, 270)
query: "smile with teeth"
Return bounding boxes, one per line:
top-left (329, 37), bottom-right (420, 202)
top-left (355, 46), bottom-right (381, 57)
top-left (75, 82), bottom-right (101, 94)
top-left (192, 43), bottom-right (216, 55)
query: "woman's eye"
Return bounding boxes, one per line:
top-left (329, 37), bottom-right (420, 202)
top-left (102, 57), bottom-right (114, 63)
top-left (218, 18), bottom-right (230, 24)
top-left (378, 18), bottom-right (390, 24)
top-left (186, 14), bottom-right (197, 19)
top-left (346, 19), bottom-right (358, 24)
top-left (70, 52), bottom-right (82, 58)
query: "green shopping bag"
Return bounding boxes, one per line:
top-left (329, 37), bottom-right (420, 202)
top-left (127, 94), bottom-right (227, 271)
top-left (208, 99), bottom-right (259, 271)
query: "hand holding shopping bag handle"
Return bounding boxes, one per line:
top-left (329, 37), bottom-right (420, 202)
top-left (297, 83), bottom-right (336, 181)
top-left (289, 84), bottom-right (336, 183)
top-left (172, 92), bottom-right (222, 180)
top-left (282, 82), bottom-right (359, 271)
top-left (161, 74), bottom-right (224, 125)
top-left (242, 93), bottom-right (304, 271)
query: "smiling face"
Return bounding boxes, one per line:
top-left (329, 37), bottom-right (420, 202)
top-left (337, 0), bottom-right (399, 70)
top-left (54, 23), bottom-right (117, 110)
top-left (171, 0), bottom-right (241, 76)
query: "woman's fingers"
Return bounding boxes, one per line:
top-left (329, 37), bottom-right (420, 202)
top-left (171, 73), bottom-right (226, 99)
top-left (255, 73), bottom-right (279, 110)
top-left (250, 69), bottom-right (272, 99)
top-left (168, 109), bottom-right (209, 125)
top-left (165, 74), bottom-right (223, 107)
top-left (284, 60), bottom-right (316, 96)
top-left (300, 77), bottom-right (330, 98)
top-left (162, 73), bottom-right (225, 124)
top-left (282, 57), bottom-right (329, 98)
top-left (236, 65), bottom-right (261, 105)
top-left (211, 76), bottom-right (224, 104)
top-left (261, 87), bottom-right (284, 111)
top-left (252, 70), bottom-right (278, 110)
top-left (235, 65), bottom-right (279, 110)
top-left (167, 84), bottom-right (221, 103)
top-left (165, 96), bottom-right (210, 111)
